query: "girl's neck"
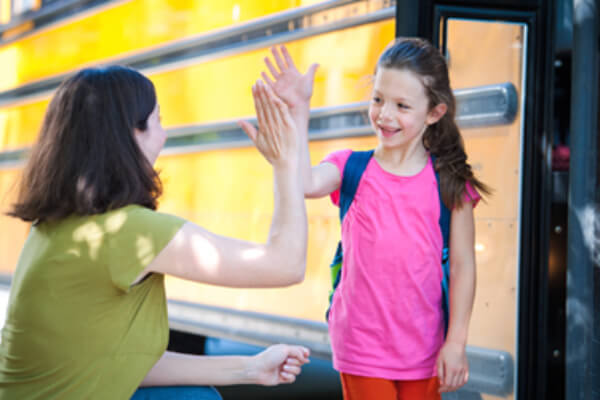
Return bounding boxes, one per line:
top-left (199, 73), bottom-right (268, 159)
top-left (373, 143), bottom-right (429, 176)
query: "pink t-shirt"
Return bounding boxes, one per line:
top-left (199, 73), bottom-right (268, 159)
top-left (323, 149), bottom-right (479, 380)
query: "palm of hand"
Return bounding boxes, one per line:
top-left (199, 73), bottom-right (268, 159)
top-left (263, 45), bottom-right (317, 109)
top-left (272, 68), bottom-right (313, 108)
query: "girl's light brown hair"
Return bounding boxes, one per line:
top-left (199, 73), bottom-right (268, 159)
top-left (377, 37), bottom-right (491, 208)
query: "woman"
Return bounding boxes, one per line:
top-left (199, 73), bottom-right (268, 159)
top-left (0, 66), bottom-right (308, 399)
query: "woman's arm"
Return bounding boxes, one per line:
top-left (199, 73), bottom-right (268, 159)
top-left (141, 82), bottom-right (307, 287)
top-left (140, 345), bottom-right (310, 387)
top-left (261, 45), bottom-right (340, 198)
top-left (437, 201), bottom-right (476, 392)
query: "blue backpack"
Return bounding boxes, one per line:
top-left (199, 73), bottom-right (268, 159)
top-left (326, 150), bottom-right (451, 336)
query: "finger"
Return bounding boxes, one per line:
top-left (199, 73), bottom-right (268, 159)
top-left (285, 346), bottom-right (308, 363)
top-left (272, 46), bottom-right (287, 72)
top-left (445, 369), bottom-right (455, 388)
top-left (261, 71), bottom-right (275, 88)
top-left (263, 83), bottom-right (289, 115)
top-left (255, 83), bottom-right (275, 153)
top-left (458, 369), bottom-right (468, 389)
top-left (258, 82), bottom-right (282, 153)
top-left (437, 359), bottom-right (445, 385)
top-left (266, 90), bottom-right (290, 122)
top-left (279, 371), bottom-right (296, 384)
top-left (238, 120), bottom-right (258, 142)
top-left (259, 81), bottom-right (279, 129)
top-left (302, 347), bottom-right (310, 359)
top-left (286, 347), bottom-right (310, 364)
top-left (448, 370), bottom-right (460, 390)
top-left (280, 45), bottom-right (297, 70)
top-left (254, 82), bottom-right (268, 133)
top-left (265, 57), bottom-right (280, 79)
top-left (284, 357), bottom-right (302, 366)
top-left (262, 84), bottom-right (287, 134)
top-left (282, 364), bottom-right (301, 376)
top-left (306, 63), bottom-right (319, 83)
top-left (284, 360), bottom-right (301, 368)
top-left (455, 370), bottom-right (466, 389)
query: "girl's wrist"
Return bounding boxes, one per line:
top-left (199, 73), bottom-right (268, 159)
top-left (444, 334), bottom-right (468, 348)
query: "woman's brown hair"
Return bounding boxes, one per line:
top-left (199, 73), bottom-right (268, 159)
top-left (9, 66), bottom-right (162, 222)
top-left (377, 38), bottom-right (491, 208)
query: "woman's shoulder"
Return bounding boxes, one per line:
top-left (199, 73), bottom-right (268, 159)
top-left (109, 204), bottom-right (186, 231)
top-left (44, 205), bottom-right (185, 236)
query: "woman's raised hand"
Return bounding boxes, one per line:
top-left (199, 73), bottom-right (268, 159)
top-left (261, 45), bottom-right (319, 112)
top-left (250, 344), bottom-right (310, 386)
top-left (239, 80), bottom-right (298, 167)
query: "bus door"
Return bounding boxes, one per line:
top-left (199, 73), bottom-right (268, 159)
top-left (395, 1), bottom-right (556, 399)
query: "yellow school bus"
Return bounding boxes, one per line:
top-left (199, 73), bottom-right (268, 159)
top-left (1, 0), bottom-right (591, 399)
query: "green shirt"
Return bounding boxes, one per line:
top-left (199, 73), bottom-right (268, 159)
top-left (0, 205), bottom-right (185, 399)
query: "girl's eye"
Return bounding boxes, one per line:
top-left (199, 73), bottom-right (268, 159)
top-left (397, 103), bottom-right (409, 109)
top-left (372, 97), bottom-right (381, 104)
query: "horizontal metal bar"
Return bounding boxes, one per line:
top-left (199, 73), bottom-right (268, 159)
top-left (123, 0), bottom-right (360, 69)
top-left (161, 103), bottom-right (373, 155)
top-left (0, 82), bottom-right (519, 168)
top-left (455, 82), bottom-right (519, 128)
top-left (0, 0), bottom-right (393, 107)
top-left (168, 298), bottom-right (514, 396)
top-left (160, 82), bottom-right (520, 155)
top-left (167, 299), bottom-right (333, 360)
top-left (0, 148), bottom-right (29, 169)
top-left (139, 7), bottom-right (395, 76)
top-left (0, 0), bottom-right (116, 42)
top-left (0, 274), bottom-right (12, 288)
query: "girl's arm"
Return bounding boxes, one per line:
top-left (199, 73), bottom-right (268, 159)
top-left (140, 345), bottom-right (310, 387)
top-left (140, 82), bottom-right (307, 288)
top-left (437, 201), bottom-right (476, 392)
top-left (261, 45), bottom-right (340, 198)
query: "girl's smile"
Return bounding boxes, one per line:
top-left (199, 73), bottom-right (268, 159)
top-left (377, 124), bottom-right (402, 138)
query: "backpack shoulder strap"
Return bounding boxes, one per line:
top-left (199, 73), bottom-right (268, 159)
top-left (339, 150), bottom-right (374, 222)
top-left (431, 155), bottom-right (451, 248)
top-left (431, 154), bottom-right (452, 336)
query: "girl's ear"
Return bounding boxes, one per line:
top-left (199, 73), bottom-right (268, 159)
top-left (426, 103), bottom-right (448, 125)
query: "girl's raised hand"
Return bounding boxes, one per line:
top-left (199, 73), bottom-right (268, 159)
top-left (239, 80), bottom-right (298, 167)
top-left (262, 45), bottom-right (319, 112)
top-left (250, 344), bottom-right (310, 386)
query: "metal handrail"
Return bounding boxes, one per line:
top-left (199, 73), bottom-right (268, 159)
top-left (0, 0), bottom-right (394, 107)
top-left (0, 83), bottom-right (519, 168)
top-left (0, 0), bottom-right (117, 40)
top-left (168, 298), bottom-right (514, 396)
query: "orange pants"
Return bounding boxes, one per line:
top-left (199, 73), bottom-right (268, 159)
top-left (340, 372), bottom-right (441, 400)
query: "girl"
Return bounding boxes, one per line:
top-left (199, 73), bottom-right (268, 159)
top-left (0, 67), bottom-right (309, 399)
top-left (255, 38), bottom-right (489, 399)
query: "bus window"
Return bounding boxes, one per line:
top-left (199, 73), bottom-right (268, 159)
top-left (443, 18), bottom-right (527, 400)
